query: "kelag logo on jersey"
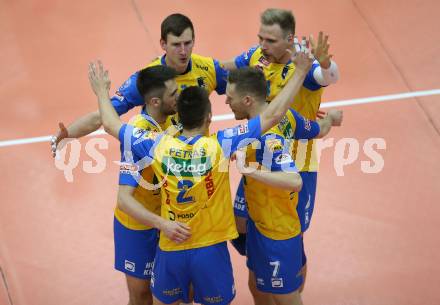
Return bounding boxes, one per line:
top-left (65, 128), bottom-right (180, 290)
top-left (162, 156), bottom-right (212, 177)
top-left (195, 63), bottom-right (209, 71)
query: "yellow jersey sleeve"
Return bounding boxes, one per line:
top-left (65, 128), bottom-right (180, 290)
top-left (115, 113), bottom-right (178, 230)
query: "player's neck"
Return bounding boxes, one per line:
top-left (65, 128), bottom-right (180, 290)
top-left (248, 101), bottom-right (267, 119)
top-left (145, 105), bottom-right (167, 124)
top-left (181, 127), bottom-right (204, 138)
top-left (274, 47), bottom-right (293, 64)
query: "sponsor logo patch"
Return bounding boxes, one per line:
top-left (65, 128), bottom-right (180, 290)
top-left (274, 153), bottom-right (293, 165)
top-left (162, 288), bottom-right (182, 296)
top-left (142, 131), bottom-right (158, 140)
top-left (119, 162), bottom-right (140, 175)
top-left (195, 64), bottom-right (209, 71)
top-left (237, 123), bottom-right (249, 135)
top-left (162, 157), bottom-right (212, 177)
top-left (143, 261), bottom-right (154, 276)
top-left (113, 91), bottom-right (124, 101)
top-left (203, 295), bottom-right (224, 304)
top-left (303, 118), bottom-right (311, 131)
top-left (271, 277), bottom-right (284, 288)
top-left (258, 56), bottom-right (270, 66)
top-left (266, 139), bottom-right (283, 152)
top-left (124, 260), bottom-right (135, 272)
top-left (132, 127), bottom-right (144, 139)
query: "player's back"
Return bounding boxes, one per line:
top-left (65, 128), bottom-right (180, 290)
top-left (150, 133), bottom-right (238, 251)
top-left (120, 115), bottom-right (263, 250)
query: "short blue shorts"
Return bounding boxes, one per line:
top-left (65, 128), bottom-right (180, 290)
top-left (246, 220), bottom-right (303, 294)
top-left (233, 177), bottom-right (247, 218)
top-left (113, 217), bottom-right (158, 280)
top-left (151, 242), bottom-right (235, 305)
top-left (297, 172), bottom-right (317, 232)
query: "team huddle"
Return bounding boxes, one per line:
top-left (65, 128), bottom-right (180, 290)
top-left (52, 9), bottom-right (342, 305)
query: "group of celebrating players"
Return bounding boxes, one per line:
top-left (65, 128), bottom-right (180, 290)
top-left (52, 8), bottom-right (343, 305)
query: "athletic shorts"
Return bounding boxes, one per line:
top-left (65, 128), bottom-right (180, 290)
top-left (297, 172), bottom-right (317, 232)
top-left (113, 217), bottom-right (158, 280)
top-left (246, 220), bottom-right (303, 294)
top-left (233, 177), bottom-right (248, 218)
top-left (151, 242), bottom-right (235, 305)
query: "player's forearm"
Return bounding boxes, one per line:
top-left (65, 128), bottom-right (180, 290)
top-left (96, 91), bottom-right (122, 138)
top-left (261, 69), bottom-right (308, 132)
top-left (117, 189), bottom-right (165, 230)
top-left (244, 170), bottom-right (303, 192)
top-left (316, 115), bottom-right (332, 138)
top-left (220, 59), bottom-right (237, 71)
top-left (66, 110), bottom-right (102, 138)
top-left (313, 60), bottom-right (339, 86)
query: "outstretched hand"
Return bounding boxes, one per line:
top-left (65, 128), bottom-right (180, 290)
top-left (88, 60), bottom-right (111, 97)
top-left (51, 122), bottom-right (68, 157)
top-left (328, 109), bottom-right (343, 126)
top-left (288, 36), bottom-right (314, 72)
top-left (310, 31), bottom-right (332, 69)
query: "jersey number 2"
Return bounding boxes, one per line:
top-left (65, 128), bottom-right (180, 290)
top-left (177, 180), bottom-right (194, 204)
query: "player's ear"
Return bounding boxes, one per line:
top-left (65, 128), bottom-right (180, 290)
top-left (242, 95), bottom-right (252, 106)
top-left (287, 33), bottom-right (294, 44)
top-left (150, 97), bottom-right (160, 107)
top-left (160, 38), bottom-right (167, 51)
top-left (206, 111), bottom-right (212, 125)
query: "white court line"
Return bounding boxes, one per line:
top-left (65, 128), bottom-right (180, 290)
top-left (1, 88), bottom-right (439, 148)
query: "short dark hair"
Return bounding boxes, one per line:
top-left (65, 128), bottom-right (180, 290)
top-left (261, 8), bottom-right (295, 36)
top-left (177, 87), bottom-right (211, 130)
top-left (136, 65), bottom-right (176, 100)
top-left (228, 67), bottom-right (267, 102)
top-left (161, 13), bottom-right (195, 41)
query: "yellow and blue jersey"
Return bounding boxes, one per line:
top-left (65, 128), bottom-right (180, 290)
top-left (117, 112), bottom-right (180, 230)
top-left (243, 109), bottom-right (320, 240)
top-left (278, 109), bottom-right (320, 172)
top-left (147, 53), bottom-right (227, 94)
top-left (111, 53), bottom-right (228, 115)
top-left (118, 116), bottom-right (262, 251)
top-left (235, 46), bottom-right (323, 171)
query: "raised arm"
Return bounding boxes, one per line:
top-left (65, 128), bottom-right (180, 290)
top-left (51, 112), bottom-right (101, 157)
top-left (310, 31), bottom-right (339, 86)
top-left (259, 47), bottom-right (314, 133)
top-left (88, 61), bottom-right (122, 139)
top-left (51, 71), bottom-right (143, 157)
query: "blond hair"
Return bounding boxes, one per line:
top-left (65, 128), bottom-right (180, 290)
top-left (261, 8), bottom-right (295, 36)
